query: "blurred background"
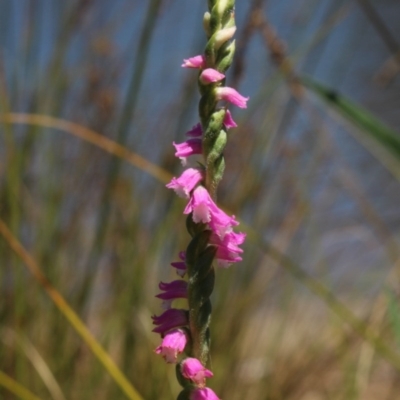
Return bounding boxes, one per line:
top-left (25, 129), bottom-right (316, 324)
top-left (1, 0), bottom-right (400, 399)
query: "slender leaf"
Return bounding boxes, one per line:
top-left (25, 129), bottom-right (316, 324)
top-left (302, 76), bottom-right (400, 159)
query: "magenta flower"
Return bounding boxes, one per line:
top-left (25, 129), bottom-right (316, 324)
top-left (215, 87), bottom-right (249, 108)
top-left (178, 251), bottom-right (186, 260)
top-left (210, 231), bottom-right (246, 268)
top-left (156, 280), bottom-right (188, 310)
top-left (190, 387), bottom-right (221, 400)
top-left (215, 249), bottom-right (242, 268)
top-left (181, 358), bottom-right (213, 386)
top-left (173, 139), bottom-right (202, 165)
top-left (155, 329), bottom-right (188, 363)
top-left (166, 168), bottom-right (203, 199)
top-left (223, 110), bottom-right (237, 129)
top-left (184, 185), bottom-right (212, 223)
top-left (171, 251), bottom-right (187, 277)
top-left (186, 123), bottom-right (203, 138)
top-left (209, 211), bottom-right (239, 239)
top-left (182, 55), bottom-right (206, 69)
top-left (152, 308), bottom-right (188, 336)
top-left (199, 68), bottom-right (225, 84)
top-left (210, 231), bottom-right (246, 252)
top-left (184, 186), bottom-right (238, 238)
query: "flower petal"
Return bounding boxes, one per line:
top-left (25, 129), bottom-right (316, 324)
top-left (182, 55), bottom-right (205, 68)
top-left (155, 329), bottom-right (188, 363)
top-left (223, 110), bottom-right (237, 129)
top-left (190, 387), bottom-right (221, 400)
top-left (181, 358), bottom-right (213, 386)
top-left (199, 68), bottom-right (225, 84)
top-left (215, 87), bottom-right (249, 108)
top-left (166, 168), bottom-right (203, 199)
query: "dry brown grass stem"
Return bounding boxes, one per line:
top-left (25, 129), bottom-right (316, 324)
top-left (0, 218), bottom-right (143, 400)
top-left (0, 370), bottom-right (42, 400)
top-left (254, 9), bottom-right (400, 381)
top-left (0, 113), bottom-right (172, 184)
top-left (1, 328), bottom-right (66, 400)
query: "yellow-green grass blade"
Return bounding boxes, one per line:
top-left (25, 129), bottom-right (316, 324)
top-left (0, 370), bottom-right (42, 400)
top-left (0, 219), bottom-right (144, 400)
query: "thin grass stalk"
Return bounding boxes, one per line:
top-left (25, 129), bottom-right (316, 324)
top-left (0, 67), bottom-right (29, 387)
top-left (87, 0), bottom-right (163, 290)
top-left (1, 328), bottom-right (66, 400)
top-left (0, 370), bottom-right (42, 400)
top-left (259, 238), bottom-right (400, 372)
top-left (0, 219), bottom-right (143, 400)
top-left (0, 113), bottom-right (171, 183)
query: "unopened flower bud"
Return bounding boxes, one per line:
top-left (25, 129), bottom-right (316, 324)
top-left (203, 12), bottom-right (211, 37)
top-left (199, 68), bottom-right (225, 85)
top-left (214, 26), bottom-right (236, 49)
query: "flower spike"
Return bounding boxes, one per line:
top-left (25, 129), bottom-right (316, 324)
top-left (155, 1), bottom-right (246, 399)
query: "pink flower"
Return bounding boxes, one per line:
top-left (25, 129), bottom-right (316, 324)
top-left (156, 280), bottom-right (188, 310)
top-left (210, 231), bottom-right (245, 252)
top-left (166, 168), bottom-right (203, 199)
top-left (209, 212), bottom-right (239, 239)
top-left (190, 387), bottom-right (221, 400)
top-left (215, 250), bottom-right (242, 268)
top-left (171, 252), bottom-right (187, 277)
top-left (182, 55), bottom-right (206, 69)
top-left (184, 186), bottom-right (238, 238)
top-left (155, 329), bottom-right (188, 363)
top-left (215, 87), bottom-right (249, 108)
top-left (210, 231), bottom-right (246, 268)
top-left (178, 251), bottom-right (186, 260)
top-left (152, 309), bottom-right (188, 336)
top-left (223, 110), bottom-right (237, 129)
top-left (181, 358), bottom-right (213, 386)
top-left (186, 123), bottom-right (203, 137)
top-left (173, 139), bottom-right (202, 165)
top-left (199, 68), bottom-right (225, 84)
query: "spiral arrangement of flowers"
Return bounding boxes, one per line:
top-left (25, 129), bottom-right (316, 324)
top-left (152, 1), bottom-right (248, 398)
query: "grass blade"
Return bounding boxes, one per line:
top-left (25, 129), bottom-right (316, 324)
top-left (0, 219), bottom-right (143, 400)
top-left (0, 113), bottom-right (171, 183)
top-left (301, 76), bottom-right (400, 159)
top-left (387, 290), bottom-right (400, 349)
top-left (0, 370), bottom-right (42, 400)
